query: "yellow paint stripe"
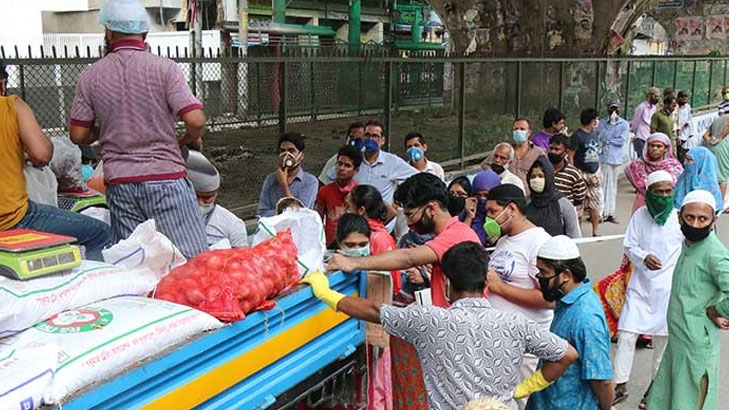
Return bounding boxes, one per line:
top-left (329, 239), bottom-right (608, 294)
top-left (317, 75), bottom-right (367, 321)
top-left (140, 300), bottom-right (356, 410)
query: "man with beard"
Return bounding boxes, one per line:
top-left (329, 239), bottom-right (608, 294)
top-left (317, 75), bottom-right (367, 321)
top-left (483, 142), bottom-right (526, 193)
top-left (612, 171), bottom-right (684, 407)
top-left (648, 190), bottom-right (729, 410)
top-left (327, 173), bottom-right (479, 308)
top-left (525, 235), bottom-right (615, 410)
top-left (69, 0), bottom-right (207, 258)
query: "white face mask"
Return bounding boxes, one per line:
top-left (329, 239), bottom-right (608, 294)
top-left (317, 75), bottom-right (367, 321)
top-left (610, 111), bottom-right (619, 124)
top-left (199, 202), bottom-right (215, 216)
top-left (530, 177), bottom-right (546, 193)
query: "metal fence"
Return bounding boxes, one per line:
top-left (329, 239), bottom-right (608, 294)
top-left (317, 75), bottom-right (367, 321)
top-left (3, 48), bottom-right (729, 212)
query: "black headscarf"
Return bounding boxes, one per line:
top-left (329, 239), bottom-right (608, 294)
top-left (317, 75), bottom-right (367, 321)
top-left (526, 156), bottom-right (566, 236)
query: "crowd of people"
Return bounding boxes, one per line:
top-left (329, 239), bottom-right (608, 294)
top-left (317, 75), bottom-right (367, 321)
top-left (2, 1), bottom-right (729, 410)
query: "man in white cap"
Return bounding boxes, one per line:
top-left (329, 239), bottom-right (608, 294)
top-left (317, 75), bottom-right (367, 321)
top-left (186, 150), bottom-right (248, 248)
top-left (612, 170), bottom-right (683, 406)
top-left (648, 190), bottom-right (729, 410)
top-left (524, 235), bottom-right (614, 410)
top-left (69, 0), bottom-right (208, 258)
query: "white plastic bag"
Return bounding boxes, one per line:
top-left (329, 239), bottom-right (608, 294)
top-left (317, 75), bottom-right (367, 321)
top-left (0, 340), bottom-right (58, 410)
top-left (0, 260), bottom-right (159, 338)
top-left (23, 164), bottom-right (58, 207)
top-left (250, 208), bottom-right (325, 276)
top-left (102, 219), bottom-right (186, 280)
top-left (4, 296), bottom-right (222, 404)
top-left (49, 137), bottom-right (86, 192)
top-left (79, 207), bottom-right (111, 225)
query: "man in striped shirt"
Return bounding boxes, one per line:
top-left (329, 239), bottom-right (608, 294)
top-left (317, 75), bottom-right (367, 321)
top-left (548, 133), bottom-right (587, 209)
top-left (69, 0), bottom-right (208, 258)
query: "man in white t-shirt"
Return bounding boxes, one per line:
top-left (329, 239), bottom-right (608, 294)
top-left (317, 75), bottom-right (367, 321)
top-left (186, 150), bottom-right (249, 248)
top-left (484, 184), bottom-right (554, 409)
top-left (404, 132), bottom-right (445, 180)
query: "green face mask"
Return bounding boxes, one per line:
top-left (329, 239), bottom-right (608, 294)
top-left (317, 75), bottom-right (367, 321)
top-left (483, 207), bottom-right (510, 243)
top-left (724, 93), bottom-right (729, 102)
top-left (645, 190), bottom-right (674, 226)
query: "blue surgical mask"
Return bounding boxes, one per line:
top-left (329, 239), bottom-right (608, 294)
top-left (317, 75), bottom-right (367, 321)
top-left (512, 130), bottom-right (528, 143)
top-left (352, 138), bottom-right (380, 154)
top-left (339, 246), bottom-right (371, 258)
top-left (407, 147), bottom-right (424, 163)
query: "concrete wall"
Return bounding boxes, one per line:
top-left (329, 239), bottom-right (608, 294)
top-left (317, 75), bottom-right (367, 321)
top-left (0, 0), bottom-right (44, 57)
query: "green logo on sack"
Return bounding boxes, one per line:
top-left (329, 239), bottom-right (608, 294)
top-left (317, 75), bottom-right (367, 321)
top-left (35, 307), bottom-right (113, 334)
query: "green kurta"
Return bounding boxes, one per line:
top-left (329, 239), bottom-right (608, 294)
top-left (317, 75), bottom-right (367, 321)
top-left (706, 139), bottom-right (729, 183)
top-left (648, 232), bottom-right (729, 410)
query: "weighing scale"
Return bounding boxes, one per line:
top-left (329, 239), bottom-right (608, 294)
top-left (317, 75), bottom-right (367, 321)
top-left (57, 189), bottom-right (107, 213)
top-left (0, 229), bottom-right (82, 280)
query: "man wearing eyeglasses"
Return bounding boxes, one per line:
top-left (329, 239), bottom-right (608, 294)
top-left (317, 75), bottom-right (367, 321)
top-left (323, 119), bottom-right (416, 205)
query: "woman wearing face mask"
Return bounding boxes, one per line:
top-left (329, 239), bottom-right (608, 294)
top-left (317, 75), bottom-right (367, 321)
top-left (673, 146), bottom-right (724, 212)
top-left (335, 212), bottom-right (392, 410)
top-left (347, 184), bottom-right (400, 293)
top-left (525, 157), bottom-right (581, 238)
top-left (446, 176), bottom-right (472, 217)
top-left (463, 170), bottom-right (501, 245)
top-left (336, 213), bottom-right (371, 256)
top-left (625, 132), bottom-right (683, 214)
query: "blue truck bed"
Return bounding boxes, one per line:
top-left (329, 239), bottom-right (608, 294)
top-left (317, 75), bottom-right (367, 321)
top-left (57, 271), bottom-right (365, 410)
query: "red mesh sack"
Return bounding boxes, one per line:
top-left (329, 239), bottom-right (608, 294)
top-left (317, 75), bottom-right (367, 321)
top-left (155, 230), bottom-right (299, 321)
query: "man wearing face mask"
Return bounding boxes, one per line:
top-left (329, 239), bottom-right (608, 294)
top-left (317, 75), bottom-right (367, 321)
top-left (483, 184), bottom-right (553, 409)
top-left (69, 0), bottom-right (207, 258)
top-left (597, 100), bottom-right (630, 224)
top-left (504, 118), bottom-right (546, 196)
top-left (324, 119), bottom-right (416, 205)
top-left (404, 132), bottom-right (445, 180)
top-left (186, 150), bottom-right (248, 248)
top-left (549, 134), bottom-right (587, 209)
top-left (631, 87), bottom-right (660, 158)
top-left (611, 171), bottom-right (683, 406)
top-left (257, 132), bottom-right (318, 217)
top-left (677, 91), bottom-right (694, 161)
top-left (648, 190), bottom-right (729, 410)
top-left (481, 143), bottom-right (526, 193)
top-left (525, 235), bottom-right (614, 410)
top-left (328, 173), bottom-right (479, 308)
top-left (570, 108), bottom-right (603, 237)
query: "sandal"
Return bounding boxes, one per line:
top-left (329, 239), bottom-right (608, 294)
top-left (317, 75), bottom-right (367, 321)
top-left (638, 397), bottom-right (647, 409)
top-left (613, 390), bottom-right (628, 405)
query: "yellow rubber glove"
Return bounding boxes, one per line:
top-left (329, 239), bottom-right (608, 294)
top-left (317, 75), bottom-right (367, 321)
top-left (301, 271), bottom-right (345, 311)
top-left (514, 369), bottom-right (551, 399)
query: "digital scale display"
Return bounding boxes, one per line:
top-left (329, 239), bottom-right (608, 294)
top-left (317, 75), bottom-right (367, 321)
top-left (0, 229), bottom-right (82, 280)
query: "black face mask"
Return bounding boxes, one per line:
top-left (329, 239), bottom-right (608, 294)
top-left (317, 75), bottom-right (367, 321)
top-left (547, 153), bottom-right (564, 164)
top-left (490, 163), bottom-right (505, 175)
top-left (538, 274), bottom-right (566, 302)
top-left (681, 221), bottom-right (713, 242)
top-left (447, 195), bottom-right (466, 216)
top-left (409, 208), bottom-right (436, 235)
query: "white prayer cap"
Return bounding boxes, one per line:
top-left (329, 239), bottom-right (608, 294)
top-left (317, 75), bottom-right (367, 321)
top-left (646, 170), bottom-right (673, 188)
top-left (681, 189), bottom-right (716, 211)
top-left (537, 235), bottom-right (580, 260)
top-left (186, 150), bottom-right (220, 192)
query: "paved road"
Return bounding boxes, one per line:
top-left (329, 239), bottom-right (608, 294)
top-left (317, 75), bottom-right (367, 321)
top-left (576, 177), bottom-right (729, 409)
